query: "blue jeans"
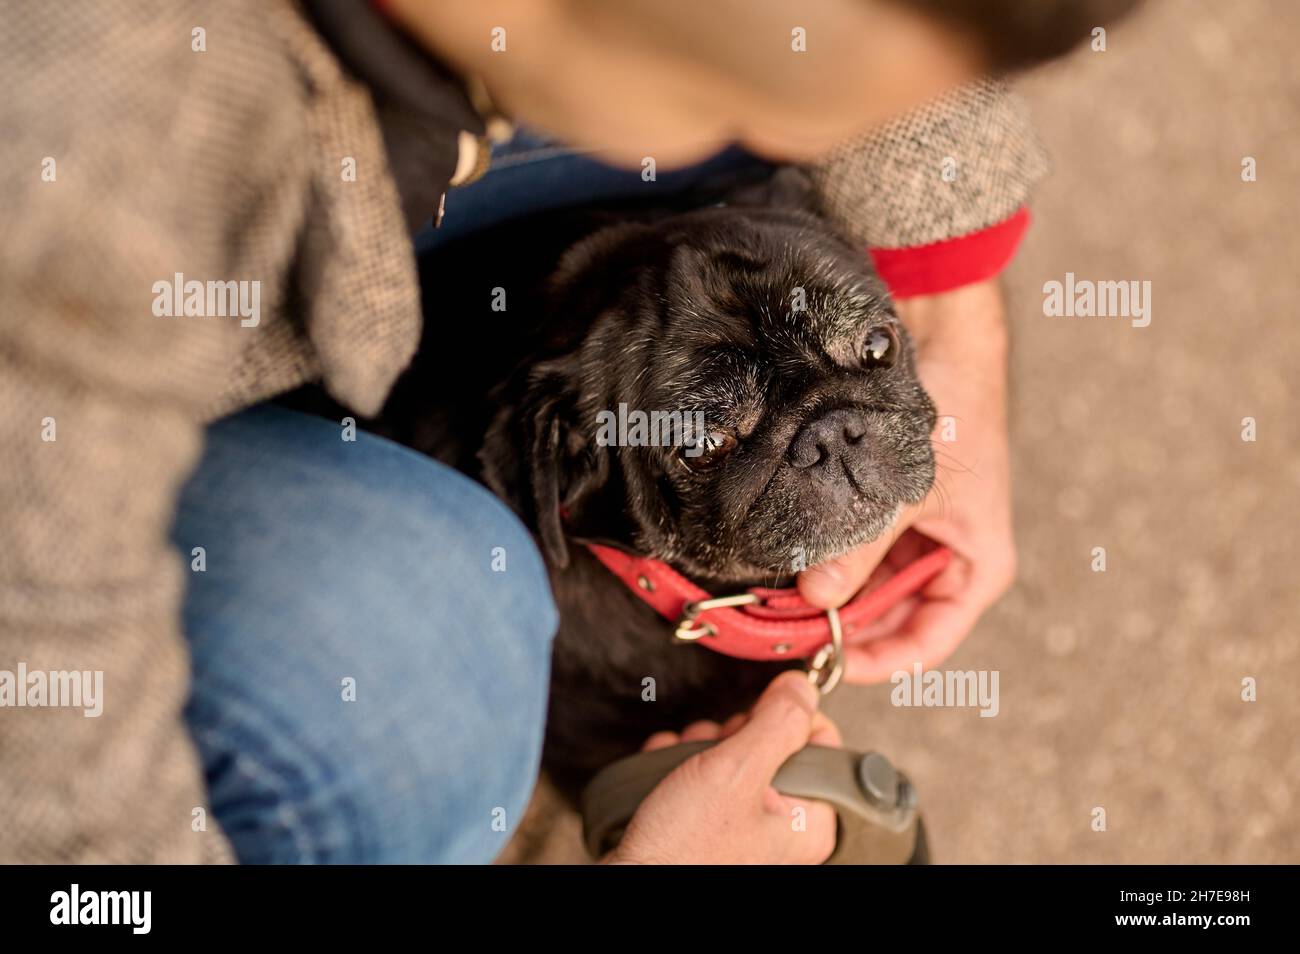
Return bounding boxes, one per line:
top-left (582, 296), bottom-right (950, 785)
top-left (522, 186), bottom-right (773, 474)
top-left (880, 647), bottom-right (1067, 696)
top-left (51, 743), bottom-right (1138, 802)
top-left (174, 405), bottom-right (557, 863)
top-left (177, 131), bottom-right (767, 863)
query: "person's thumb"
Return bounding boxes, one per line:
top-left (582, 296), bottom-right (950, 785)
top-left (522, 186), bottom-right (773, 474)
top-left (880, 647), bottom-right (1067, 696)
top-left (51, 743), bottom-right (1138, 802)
top-left (705, 671), bottom-right (819, 789)
top-left (797, 532), bottom-right (892, 608)
top-left (798, 504), bottom-right (921, 607)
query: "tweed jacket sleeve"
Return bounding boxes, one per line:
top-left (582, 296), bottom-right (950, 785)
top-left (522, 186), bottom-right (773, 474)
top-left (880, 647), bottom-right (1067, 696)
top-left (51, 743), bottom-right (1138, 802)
top-left (0, 0), bottom-right (420, 861)
top-left (809, 78), bottom-right (1050, 298)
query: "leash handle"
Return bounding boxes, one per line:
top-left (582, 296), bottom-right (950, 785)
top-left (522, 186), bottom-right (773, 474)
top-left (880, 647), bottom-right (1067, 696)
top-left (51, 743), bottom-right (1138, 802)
top-left (580, 740), bottom-right (923, 864)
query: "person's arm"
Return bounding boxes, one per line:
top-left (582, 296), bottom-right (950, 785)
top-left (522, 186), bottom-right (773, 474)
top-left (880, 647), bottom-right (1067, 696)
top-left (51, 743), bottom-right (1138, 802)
top-left (0, 350), bottom-right (235, 863)
top-left (0, 206), bottom-right (238, 861)
top-left (807, 79), bottom-right (1046, 296)
top-left (0, 0), bottom-right (313, 861)
top-left (797, 80), bottom-right (1044, 680)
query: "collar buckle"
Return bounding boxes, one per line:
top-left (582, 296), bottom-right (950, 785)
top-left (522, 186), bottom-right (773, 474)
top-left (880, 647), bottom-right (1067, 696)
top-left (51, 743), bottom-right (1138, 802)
top-left (673, 592), bottom-right (762, 643)
top-left (673, 592), bottom-right (845, 697)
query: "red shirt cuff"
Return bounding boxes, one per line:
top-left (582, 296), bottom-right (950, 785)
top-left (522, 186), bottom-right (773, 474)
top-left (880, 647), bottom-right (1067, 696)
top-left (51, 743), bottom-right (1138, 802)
top-left (869, 207), bottom-right (1031, 299)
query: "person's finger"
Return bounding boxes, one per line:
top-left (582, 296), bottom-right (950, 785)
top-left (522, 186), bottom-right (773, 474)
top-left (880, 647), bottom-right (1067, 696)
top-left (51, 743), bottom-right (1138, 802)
top-left (704, 670), bottom-right (819, 787)
top-left (756, 713), bottom-right (839, 808)
top-left (903, 531), bottom-right (972, 600)
top-left (796, 533), bottom-right (895, 609)
top-left (842, 590), bottom-right (984, 683)
top-left (879, 527), bottom-right (931, 570)
top-left (807, 711), bottom-right (842, 747)
top-left (843, 594), bottom-right (919, 646)
top-left (679, 720), bottom-right (722, 742)
top-left (797, 505), bottom-right (919, 608)
top-left (719, 712), bottom-right (749, 737)
top-left (841, 548), bottom-right (970, 648)
top-left (642, 730), bottom-right (681, 752)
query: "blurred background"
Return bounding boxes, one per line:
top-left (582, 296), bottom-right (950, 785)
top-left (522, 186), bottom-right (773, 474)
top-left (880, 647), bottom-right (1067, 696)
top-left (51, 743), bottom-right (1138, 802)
top-left (505, 0), bottom-right (1300, 863)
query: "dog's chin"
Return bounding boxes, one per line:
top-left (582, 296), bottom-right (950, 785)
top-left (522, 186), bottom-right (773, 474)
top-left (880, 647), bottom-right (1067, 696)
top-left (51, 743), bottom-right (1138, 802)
top-left (748, 501), bottom-right (904, 573)
top-left (664, 500), bottom-right (905, 588)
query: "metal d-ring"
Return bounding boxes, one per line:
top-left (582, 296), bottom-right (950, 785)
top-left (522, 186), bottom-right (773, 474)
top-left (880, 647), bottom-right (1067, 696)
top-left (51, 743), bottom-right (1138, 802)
top-left (673, 592), bottom-right (762, 643)
top-left (806, 606), bottom-right (845, 696)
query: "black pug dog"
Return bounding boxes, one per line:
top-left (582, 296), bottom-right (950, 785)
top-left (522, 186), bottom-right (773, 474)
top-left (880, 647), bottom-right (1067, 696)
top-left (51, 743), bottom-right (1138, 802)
top-left (326, 169), bottom-right (937, 794)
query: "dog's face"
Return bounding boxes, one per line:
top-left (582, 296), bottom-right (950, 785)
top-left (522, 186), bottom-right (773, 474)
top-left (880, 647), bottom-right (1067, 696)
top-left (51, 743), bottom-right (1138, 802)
top-left (483, 186), bottom-right (936, 585)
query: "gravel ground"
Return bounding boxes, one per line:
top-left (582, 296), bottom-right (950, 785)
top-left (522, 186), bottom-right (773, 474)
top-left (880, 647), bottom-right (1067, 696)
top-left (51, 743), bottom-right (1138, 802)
top-left (502, 0), bottom-right (1300, 864)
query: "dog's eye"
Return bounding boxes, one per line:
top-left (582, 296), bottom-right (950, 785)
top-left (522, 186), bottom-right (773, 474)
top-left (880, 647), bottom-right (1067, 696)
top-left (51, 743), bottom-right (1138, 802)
top-left (676, 429), bottom-right (738, 472)
top-left (860, 326), bottom-right (899, 368)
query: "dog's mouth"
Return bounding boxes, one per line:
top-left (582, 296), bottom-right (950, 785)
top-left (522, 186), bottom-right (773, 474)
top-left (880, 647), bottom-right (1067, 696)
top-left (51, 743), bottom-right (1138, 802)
top-left (740, 493), bottom-right (911, 576)
top-left (650, 405), bottom-right (934, 587)
top-left (662, 505), bottom-right (905, 592)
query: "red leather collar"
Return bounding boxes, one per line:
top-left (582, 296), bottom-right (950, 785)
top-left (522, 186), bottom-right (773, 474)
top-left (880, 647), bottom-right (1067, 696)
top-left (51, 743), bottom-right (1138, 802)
top-left (584, 542), bottom-right (951, 662)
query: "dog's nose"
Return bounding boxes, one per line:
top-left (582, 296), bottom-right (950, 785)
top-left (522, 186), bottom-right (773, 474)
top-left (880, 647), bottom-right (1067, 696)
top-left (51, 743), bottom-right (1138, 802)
top-left (788, 408), bottom-right (870, 469)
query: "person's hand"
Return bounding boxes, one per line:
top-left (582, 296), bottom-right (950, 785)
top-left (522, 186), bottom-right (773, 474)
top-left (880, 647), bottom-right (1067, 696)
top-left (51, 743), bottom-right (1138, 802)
top-left (797, 279), bottom-right (1016, 683)
top-left (604, 671), bottom-right (841, 865)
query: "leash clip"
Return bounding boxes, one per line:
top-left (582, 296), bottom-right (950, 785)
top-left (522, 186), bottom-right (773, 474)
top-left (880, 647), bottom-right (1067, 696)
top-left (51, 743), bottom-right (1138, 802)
top-left (805, 606), bottom-right (845, 696)
top-left (673, 592), bottom-right (762, 643)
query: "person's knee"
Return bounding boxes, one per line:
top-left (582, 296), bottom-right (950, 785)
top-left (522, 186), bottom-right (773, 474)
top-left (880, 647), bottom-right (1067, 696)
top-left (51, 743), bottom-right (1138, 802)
top-left (274, 454), bottom-right (558, 862)
top-left (386, 456), bottom-right (559, 664)
top-left (351, 466), bottom-right (558, 860)
top-left (182, 416), bottom-right (558, 862)
top-left (183, 413), bottom-right (560, 673)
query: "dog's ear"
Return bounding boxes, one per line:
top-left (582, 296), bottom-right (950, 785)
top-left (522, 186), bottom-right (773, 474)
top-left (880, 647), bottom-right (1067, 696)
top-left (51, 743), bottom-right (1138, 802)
top-left (480, 356), bottom-right (609, 569)
top-left (725, 166), bottom-right (817, 213)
